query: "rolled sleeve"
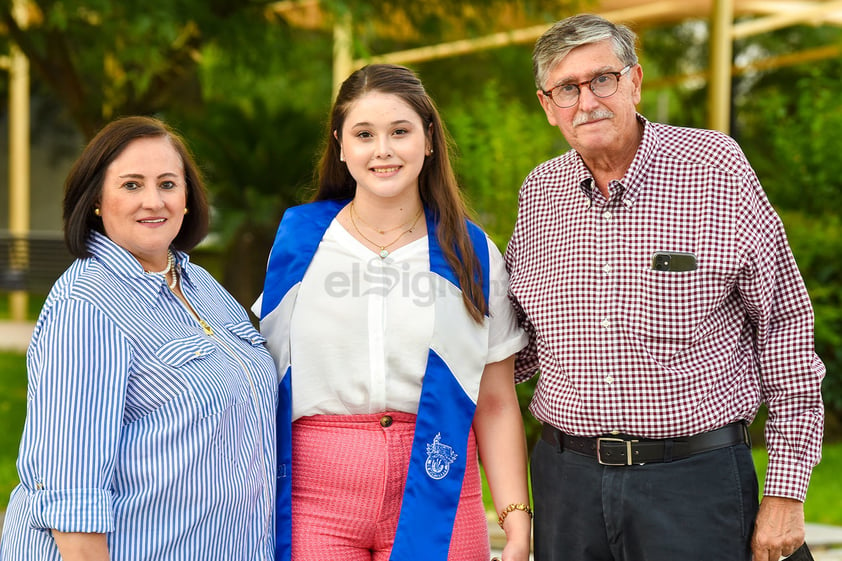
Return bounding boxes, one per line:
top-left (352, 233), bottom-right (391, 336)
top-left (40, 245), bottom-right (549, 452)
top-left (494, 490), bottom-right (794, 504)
top-left (20, 298), bottom-right (130, 533)
top-left (29, 488), bottom-right (114, 533)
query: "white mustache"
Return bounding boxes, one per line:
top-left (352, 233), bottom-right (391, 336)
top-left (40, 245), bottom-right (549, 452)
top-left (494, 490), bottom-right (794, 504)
top-left (573, 109), bottom-right (614, 126)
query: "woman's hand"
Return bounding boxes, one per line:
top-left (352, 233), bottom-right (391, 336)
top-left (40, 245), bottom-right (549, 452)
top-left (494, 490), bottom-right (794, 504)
top-left (500, 515), bottom-right (532, 560)
top-left (52, 531), bottom-right (109, 561)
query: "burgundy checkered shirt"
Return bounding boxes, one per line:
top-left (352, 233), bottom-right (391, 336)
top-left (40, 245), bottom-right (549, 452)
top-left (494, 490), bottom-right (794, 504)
top-left (505, 115), bottom-right (825, 501)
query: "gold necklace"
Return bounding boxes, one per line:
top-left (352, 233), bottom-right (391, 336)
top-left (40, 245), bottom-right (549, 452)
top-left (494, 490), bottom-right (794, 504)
top-left (350, 200), bottom-right (421, 234)
top-left (349, 201), bottom-right (424, 259)
top-left (350, 201), bottom-right (418, 235)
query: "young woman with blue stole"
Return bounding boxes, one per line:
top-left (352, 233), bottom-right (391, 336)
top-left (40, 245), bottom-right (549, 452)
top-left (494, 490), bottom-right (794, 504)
top-left (256, 64), bottom-right (532, 561)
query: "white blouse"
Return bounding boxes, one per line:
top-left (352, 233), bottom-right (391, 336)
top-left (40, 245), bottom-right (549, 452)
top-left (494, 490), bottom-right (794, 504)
top-left (289, 220), bottom-right (527, 420)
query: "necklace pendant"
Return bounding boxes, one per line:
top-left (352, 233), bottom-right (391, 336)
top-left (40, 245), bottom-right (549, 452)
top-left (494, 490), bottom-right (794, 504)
top-left (379, 248), bottom-right (390, 259)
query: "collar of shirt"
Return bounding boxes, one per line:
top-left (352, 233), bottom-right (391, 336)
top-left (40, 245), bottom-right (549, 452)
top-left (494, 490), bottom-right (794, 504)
top-left (578, 114), bottom-right (657, 211)
top-left (86, 230), bottom-right (196, 306)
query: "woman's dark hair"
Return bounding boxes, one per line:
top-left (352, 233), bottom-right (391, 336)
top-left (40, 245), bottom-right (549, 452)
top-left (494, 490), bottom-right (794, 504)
top-left (314, 63), bottom-right (487, 322)
top-left (63, 115), bottom-right (209, 258)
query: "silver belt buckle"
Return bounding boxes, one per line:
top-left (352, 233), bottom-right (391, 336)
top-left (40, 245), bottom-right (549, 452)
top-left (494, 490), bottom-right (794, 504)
top-left (596, 437), bottom-right (638, 466)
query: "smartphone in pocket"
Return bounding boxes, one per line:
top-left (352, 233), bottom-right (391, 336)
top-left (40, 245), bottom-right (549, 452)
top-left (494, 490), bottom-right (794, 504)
top-left (651, 251), bottom-right (697, 272)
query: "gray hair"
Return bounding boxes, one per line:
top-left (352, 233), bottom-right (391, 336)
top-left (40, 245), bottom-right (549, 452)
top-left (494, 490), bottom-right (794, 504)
top-left (533, 14), bottom-right (639, 90)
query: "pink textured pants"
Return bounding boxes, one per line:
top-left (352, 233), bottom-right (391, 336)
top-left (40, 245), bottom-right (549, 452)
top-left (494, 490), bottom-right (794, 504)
top-left (291, 412), bottom-right (490, 561)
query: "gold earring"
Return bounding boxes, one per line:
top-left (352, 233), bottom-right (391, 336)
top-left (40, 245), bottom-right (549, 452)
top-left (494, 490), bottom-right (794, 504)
top-left (183, 207), bottom-right (189, 215)
top-left (94, 208), bottom-right (101, 216)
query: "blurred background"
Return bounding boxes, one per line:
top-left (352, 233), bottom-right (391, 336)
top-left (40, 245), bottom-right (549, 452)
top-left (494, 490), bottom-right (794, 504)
top-left (1, 0), bottom-right (841, 525)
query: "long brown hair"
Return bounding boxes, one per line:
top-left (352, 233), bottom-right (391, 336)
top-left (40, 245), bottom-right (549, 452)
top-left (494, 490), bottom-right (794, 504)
top-left (313, 64), bottom-right (486, 322)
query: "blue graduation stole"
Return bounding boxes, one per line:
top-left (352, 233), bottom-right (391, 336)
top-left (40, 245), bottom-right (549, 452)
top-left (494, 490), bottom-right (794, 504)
top-left (258, 199), bottom-right (490, 561)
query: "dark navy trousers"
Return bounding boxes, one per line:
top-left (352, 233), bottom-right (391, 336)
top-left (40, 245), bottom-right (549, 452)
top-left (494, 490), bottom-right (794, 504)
top-left (531, 437), bottom-right (759, 561)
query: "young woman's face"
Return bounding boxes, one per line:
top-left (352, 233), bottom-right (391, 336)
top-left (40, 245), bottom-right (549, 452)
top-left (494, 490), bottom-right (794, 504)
top-left (337, 91), bottom-right (431, 205)
top-left (98, 136), bottom-right (187, 271)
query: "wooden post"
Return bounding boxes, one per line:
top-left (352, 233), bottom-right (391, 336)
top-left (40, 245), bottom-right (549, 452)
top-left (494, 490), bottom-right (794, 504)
top-left (332, 11), bottom-right (352, 101)
top-left (708, 0), bottom-right (734, 134)
top-left (8, 0), bottom-right (31, 321)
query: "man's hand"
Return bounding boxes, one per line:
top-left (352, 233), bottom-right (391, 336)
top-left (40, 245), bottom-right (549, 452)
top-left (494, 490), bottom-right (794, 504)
top-left (751, 496), bottom-right (805, 560)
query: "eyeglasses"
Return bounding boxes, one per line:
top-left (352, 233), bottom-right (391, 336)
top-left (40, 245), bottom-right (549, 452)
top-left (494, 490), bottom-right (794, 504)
top-left (542, 65), bottom-right (633, 108)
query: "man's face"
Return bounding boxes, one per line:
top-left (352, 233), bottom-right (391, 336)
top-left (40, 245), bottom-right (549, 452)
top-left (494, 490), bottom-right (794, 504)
top-left (537, 40), bottom-right (642, 161)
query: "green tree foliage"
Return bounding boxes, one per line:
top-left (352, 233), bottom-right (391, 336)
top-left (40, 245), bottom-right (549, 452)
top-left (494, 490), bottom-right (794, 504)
top-left (177, 99), bottom-right (324, 305)
top-left (442, 79), bottom-right (563, 245)
top-left (323, 0), bottom-right (575, 53)
top-left (0, 0), bottom-right (570, 305)
top-left (0, 0), bottom-right (274, 137)
top-left (1, 0), bottom-right (336, 303)
top-left (171, 21), bottom-right (333, 304)
top-left (740, 64), bottom-right (842, 215)
top-left (730, 32), bottom-right (842, 424)
top-left (636, 22), bottom-right (710, 129)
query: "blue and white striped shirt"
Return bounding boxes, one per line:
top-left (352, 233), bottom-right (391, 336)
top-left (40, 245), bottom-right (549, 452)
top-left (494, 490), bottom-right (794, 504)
top-left (0, 231), bottom-right (276, 560)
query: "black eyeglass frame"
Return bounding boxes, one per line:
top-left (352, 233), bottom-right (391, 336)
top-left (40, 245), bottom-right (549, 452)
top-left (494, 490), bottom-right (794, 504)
top-left (541, 65), bottom-right (633, 108)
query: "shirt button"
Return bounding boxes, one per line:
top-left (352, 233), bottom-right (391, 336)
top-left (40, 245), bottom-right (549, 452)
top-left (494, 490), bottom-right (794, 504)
top-left (601, 318), bottom-right (610, 328)
top-left (603, 211), bottom-right (612, 220)
top-left (380, 415), bottom-right (393, 428)
top-left (605, 375), bottom-right (615, 384)
top-left (603, 264), bottom-right (612, 274)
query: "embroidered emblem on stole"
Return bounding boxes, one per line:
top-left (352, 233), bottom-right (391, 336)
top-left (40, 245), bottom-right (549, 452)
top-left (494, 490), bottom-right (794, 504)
top-left (425, 433), bottom-right (458, 480)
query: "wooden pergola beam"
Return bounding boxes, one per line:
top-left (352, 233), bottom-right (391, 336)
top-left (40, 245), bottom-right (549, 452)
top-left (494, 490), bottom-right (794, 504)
top-left (351, 1), bottom-right (699, 70)
top-left (646, 43), bottom-right (841, 88)
top-left (733, 0), bottom-right (842, 37)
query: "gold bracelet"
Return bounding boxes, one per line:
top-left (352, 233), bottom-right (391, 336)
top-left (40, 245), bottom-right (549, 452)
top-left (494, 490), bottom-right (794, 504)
top-left (497, 502), bottom-right (533, 529)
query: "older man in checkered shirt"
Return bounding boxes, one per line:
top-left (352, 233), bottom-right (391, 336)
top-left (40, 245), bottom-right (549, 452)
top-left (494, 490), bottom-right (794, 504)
top-left (505, 13), bottom-right (825, 561)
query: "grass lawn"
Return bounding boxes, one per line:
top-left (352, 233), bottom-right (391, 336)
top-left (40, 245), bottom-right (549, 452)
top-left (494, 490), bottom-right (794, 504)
top-left (0, 352), bottom-right (27, 507)
top-left (1, 347), bottom-right (840, 526)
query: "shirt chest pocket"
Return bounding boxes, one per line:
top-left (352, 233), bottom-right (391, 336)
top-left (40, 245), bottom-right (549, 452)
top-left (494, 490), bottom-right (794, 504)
top-left (223, 321), bottom-right (268, 351)
top-left (122, 336), bottom-right (217, 423)
top-left (628, 269), bottom-right (710, 346)
top-left (155, 334), bottom-right (246, 419)
top-left (156, 335), bottom-right (217, 367)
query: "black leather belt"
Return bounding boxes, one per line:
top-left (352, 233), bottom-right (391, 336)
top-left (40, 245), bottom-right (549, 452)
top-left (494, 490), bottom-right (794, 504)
top-left (541, 422), bottom-right (750, 466)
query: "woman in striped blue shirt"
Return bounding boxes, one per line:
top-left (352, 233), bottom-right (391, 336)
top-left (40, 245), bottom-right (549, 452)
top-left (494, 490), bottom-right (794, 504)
top-left (0, 116), bottom-right (277, 561)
